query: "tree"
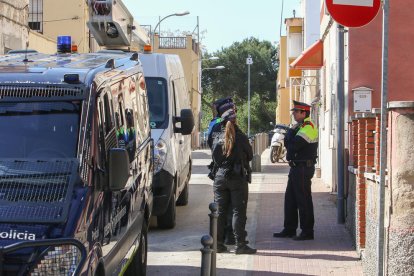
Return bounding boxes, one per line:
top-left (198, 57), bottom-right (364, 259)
top-left (201, 37), bottom-right (278, 134)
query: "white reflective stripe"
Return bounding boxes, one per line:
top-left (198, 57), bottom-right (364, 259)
top-left (333, 0), bottom-right (373, 7)
top-left (297, 131), bottom-right (318, 143)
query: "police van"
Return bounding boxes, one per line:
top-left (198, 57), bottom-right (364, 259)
top-left (0, 47), bottom-right (153, 275)
top-left (0, 1), bottom-right (157, 273)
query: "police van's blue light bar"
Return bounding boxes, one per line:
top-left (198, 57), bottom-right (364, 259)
top-left (57, 36), bottom-right (72, 54)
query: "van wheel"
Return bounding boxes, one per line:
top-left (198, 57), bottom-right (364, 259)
top-left (125, 221), bottom-right (148, 276)
top-left (157, 192), bottom-right (176, 229)
top-left (176, 180), bottom-right (189, 206)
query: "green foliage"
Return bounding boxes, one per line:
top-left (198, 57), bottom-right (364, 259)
top-left (201, 37), bottom-right (278, 134)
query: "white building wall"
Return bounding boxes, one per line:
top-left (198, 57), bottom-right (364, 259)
top-left (300, 0), bottom-right (321, 106)
top-left (302, 0), bottom-right (321, 48)
top-left (319, 15), bottom-right (339, 190)
top-left (0, 0), bottom-right (29, 54)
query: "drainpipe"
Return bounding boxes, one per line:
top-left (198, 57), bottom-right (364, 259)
top-left (336, 24), bottom-right (345, 224)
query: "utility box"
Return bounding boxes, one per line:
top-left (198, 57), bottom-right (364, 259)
top-left (353, 87), bottom-right (373, 113)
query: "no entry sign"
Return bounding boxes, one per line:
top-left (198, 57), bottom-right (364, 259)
top-left (325, 0), bottom-right (381, 27)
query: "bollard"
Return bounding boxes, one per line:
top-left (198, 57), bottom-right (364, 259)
top-left (200, 235), bottom-right (213, 276)
top-left (251, 154), bottom-right (261, 172)
top-left (208, 202), bottom-right (218, 276)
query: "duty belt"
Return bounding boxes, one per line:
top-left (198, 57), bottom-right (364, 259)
top-left (289, 160), bottom-right (315, 167)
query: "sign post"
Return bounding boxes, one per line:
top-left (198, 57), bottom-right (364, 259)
top-left (246, 55), bottom-right (253, 137)
top-left (325, 0), bottom-right (387, 274)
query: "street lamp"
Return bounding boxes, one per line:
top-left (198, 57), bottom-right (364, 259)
top-left (202, 65), bottom-right (225, 72)
top-left (152, 11), bottom-right (190, 49)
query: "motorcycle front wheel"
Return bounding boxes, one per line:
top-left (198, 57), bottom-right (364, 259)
top-left (270, 146), bottom-right (279, 163)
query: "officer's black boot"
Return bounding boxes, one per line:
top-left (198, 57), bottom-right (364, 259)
top-left (235, 242), bottom-right (257, 255)
top-left (216, 243), bottom-right (228, 253)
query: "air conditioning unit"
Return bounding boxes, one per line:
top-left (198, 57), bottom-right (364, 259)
top-left (87, 0), bottom-right (135, 49)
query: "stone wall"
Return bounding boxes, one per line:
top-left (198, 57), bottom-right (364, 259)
top-left (0, 0), bottom-right (29, 54)
top-left (386, 103), bottom-right (414, 275)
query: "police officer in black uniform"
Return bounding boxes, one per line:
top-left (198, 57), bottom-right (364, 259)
top-left (208, 104), bottom-right (256, 254)
top-left (273, 100), bottom-right (319, 240)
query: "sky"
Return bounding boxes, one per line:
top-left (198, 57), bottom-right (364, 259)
top-left (123, 0), bottom-right (301, 53)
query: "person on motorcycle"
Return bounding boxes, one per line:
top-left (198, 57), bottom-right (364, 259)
top-left (273, 100), bottom-right (318, 241)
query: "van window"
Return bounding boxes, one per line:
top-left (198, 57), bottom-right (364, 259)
top-left (103, 93), bottom-right (114, 134)
top-left (146, 77), bottom-right (168, 129)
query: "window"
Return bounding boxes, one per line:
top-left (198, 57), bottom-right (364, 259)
top-left (103, 93), bottom-right (113, 134)
top-left (29, 0), bottom-right (43, 33)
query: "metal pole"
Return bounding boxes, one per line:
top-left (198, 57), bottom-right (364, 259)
top-left (209, 202), bottom-right (218, 276)
top-left (248, 58), bottom-right (251, 137)
top-left (279, 0), bottom-right (284, 38)
top-left (377, 0), bottom-right (389, 274)
top-left (200, 235), bottom-right (213, 276)
top-left (337, 24), bottom-right (345, 224)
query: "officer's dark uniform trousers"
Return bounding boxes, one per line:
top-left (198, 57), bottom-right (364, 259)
top-left (214, 172), bottom-right (248, 244)
top-left (284, 165), bottom-right (315, 233)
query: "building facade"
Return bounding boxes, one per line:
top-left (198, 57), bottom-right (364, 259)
top-left (0, 0), bottom-right (29, 54)
top-left (275, 17), bottom-right (303, 125)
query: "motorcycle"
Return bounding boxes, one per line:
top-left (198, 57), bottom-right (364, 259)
top-left (270, 124), bottom-right (289, 163)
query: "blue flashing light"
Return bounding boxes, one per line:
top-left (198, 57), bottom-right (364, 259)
top-left (57, 36), bottom-right (72, 54)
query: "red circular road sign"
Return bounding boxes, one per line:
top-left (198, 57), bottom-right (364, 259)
top-left (325, 0), bottom-right (381, 28)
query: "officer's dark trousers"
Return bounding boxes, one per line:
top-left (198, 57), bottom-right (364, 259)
top-left (213, 174), bottom-right (248, 245)
top-left (284, 165), bottom-right (315, 234)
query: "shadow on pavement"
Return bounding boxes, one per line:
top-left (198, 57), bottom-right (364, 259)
top-left (192, 151), bottom-right (212, 159)
top-left (254, 251), bottom-right (360, 262)
top-left (147, 265), bottom-right (311, 276)
top-left (192, 164), bottom-right (210, 174)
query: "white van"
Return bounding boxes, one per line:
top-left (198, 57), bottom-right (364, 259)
top-left (139, 53), bottom-right (194, 229)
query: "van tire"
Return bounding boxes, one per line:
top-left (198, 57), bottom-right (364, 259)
top-left (176, 180), bottom-right (189, 206)
top-left (125, 221), bottom-right (148, 276)
top-left (157, 192), bottom-right (176, 229)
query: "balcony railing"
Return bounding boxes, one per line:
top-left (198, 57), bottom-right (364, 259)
top-left (159, 37), bottom-right (186, 49)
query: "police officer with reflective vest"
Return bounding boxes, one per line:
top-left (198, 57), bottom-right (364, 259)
top-left (273, 100), bottom-right (318, 240)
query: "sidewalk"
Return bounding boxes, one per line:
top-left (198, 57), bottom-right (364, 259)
top-left (146, 149), bottom-right (363, 275)
top-left (250, 148), bottom-right (363, 275)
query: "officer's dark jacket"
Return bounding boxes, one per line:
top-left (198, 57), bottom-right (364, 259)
top-left (285, 117), bottom-right (318, 162)
top-left (208, 123), bottom-right (253, 176)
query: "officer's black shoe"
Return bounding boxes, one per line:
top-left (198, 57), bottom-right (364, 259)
top-left (273, 229), bottom-right (296, 238)
top-left (216, 244), bottom-right (228, 253)
top-left (292, 232), bottom-right (314, 241)
top-left (235, 244), bottom-right (257, 255)
top-left (224, 235), bottom-right (236, 245)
